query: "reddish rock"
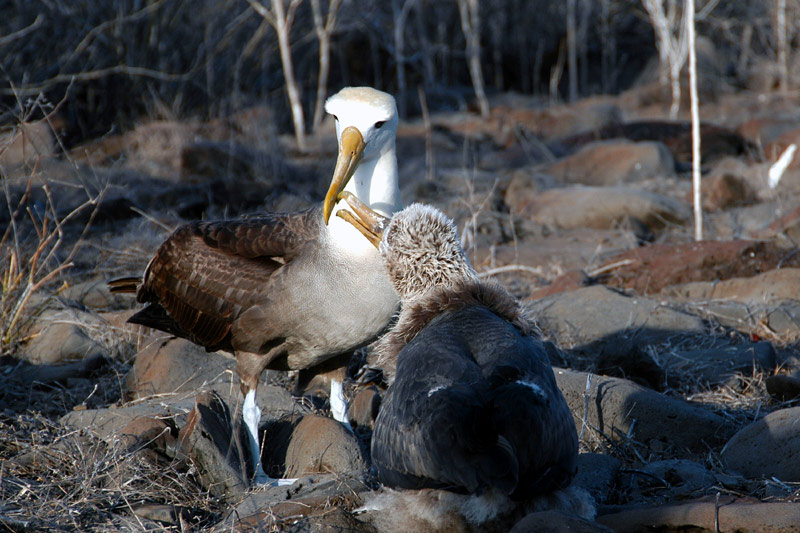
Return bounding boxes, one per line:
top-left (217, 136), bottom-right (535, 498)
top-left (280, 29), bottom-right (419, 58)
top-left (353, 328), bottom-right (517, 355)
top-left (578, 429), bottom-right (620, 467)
top-left (98, 309), bottom-right (138, 334)
top-left (722, 406), bottom-right (800, 482)
top-left (236, 505), bottom-right (373, 532)
top-left (764, 205), bottom-right (800, 244)
top-left (737, 117), bottom-right (799, 146)
top-left (124, 336), bottom-right (299, 425)
top-left (434, 98), bottom-right (620, 147)
top-left (544, 140), bottom-right (674, 185)
top-left (293, 354), bottom-right (348, 398)
top-left (503, 170), bottom-right (556, 213)
top-left (510, 510), bottom-right (613, 533)
top-left (283, 414), bottom-right (366, 478)
top-left (122, 121), bottom-right (197, 176)
top-left (124, 337), bottom-right (235, 400)
top-left (119, 417), bottom-right (176, 461)
top-left (597, 240), bottom-right (800, 295)
top-left (22, 309), bottom-right (107, 365)
top-left (62, 279), bottom-right (131, 310)
top-left (558, 121), bottom-right (752, 164)
top-left (70, 115), bottom-right (267, 175)
top-left (686, 172), bottom-right (756, 211)
top-left (8, 352), bottom-right (106, 386)
top-left (528, 285), bottom-right (707, 348)
top-left (768, 206), bottom-right (800, 233)
top-left (230, 475), bottom-right (372, 532)
top-left (661, 268), bottom-right (800, 303)
top-left (347, 386), bottom-right (381, 430)
top-left (177, 391), bottom-right (252, 499)
top-left (507, 185), bottom-right (687, 231)
top-left (598, 495), bottom-right (800, 533)
top-left (554, 368), bottom-right (729, 452)
top-left (501, 98), bottom-right (622, 142)
top-left (530, 270), bottom-right (593, 299)
top-left (60, 396), bottom-right (196, 443)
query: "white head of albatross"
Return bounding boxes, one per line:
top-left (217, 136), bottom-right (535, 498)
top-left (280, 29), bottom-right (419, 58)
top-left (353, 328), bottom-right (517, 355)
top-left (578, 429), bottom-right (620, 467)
top-left (323, 87), bottom-right (402, 254)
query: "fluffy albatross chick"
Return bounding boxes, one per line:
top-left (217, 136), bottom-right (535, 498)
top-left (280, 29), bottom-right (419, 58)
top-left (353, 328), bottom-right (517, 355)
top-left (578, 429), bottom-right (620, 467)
top-left (337, 196), bottom-right (580, 515)
top-left (109, 87), bottom-right (402, 485)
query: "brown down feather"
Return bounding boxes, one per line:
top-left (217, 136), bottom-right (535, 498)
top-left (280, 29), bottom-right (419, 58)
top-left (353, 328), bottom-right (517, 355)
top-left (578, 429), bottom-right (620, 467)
top-left (371, 279), bottom-right (539, 379)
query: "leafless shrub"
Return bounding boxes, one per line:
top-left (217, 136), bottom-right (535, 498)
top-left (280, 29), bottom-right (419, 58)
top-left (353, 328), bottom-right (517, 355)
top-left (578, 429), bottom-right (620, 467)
top-left (1, 1), bottom-right (659, 146)
top-left (0, 106), bottom-right (105, 353)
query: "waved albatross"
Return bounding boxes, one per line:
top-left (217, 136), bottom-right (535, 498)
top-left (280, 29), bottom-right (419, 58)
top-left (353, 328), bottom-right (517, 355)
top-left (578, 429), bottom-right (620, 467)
top-left (109, 87), bottom-right (402, 484)
top-left (337, 196), bottom-right (578, 501)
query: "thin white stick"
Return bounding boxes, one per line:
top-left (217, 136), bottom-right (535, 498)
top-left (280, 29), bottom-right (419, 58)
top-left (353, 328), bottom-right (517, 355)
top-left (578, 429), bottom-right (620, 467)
top-left (687, 0), bottom-right (702, 241)
top-left (478, 264), bottom-right (544, 278)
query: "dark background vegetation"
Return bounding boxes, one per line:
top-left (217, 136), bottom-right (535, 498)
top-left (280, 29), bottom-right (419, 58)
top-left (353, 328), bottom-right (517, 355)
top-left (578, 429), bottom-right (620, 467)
top-left (0, 0), bottom-right (789, 148)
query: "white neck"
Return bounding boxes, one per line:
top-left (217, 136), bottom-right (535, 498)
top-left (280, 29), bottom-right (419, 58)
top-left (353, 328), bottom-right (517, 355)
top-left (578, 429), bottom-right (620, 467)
top-left (345, 146), bottom-right (401, 217)
top-left (328, 146), bottom-right (402, 254)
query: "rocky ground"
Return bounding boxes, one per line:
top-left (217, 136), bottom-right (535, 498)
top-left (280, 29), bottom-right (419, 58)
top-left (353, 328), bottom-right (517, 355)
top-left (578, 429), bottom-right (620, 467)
top-left (3, 80), bottom-right (800, 532)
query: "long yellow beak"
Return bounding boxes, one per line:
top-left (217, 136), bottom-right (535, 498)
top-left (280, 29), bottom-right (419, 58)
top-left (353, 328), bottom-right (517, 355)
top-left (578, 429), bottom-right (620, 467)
top-left (323, 126), bottom-right (366, 224)
top-left (335, 191), bottom-right (389, 248)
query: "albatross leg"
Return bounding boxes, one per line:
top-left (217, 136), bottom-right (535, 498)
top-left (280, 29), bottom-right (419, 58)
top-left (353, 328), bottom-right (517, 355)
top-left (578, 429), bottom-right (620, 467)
top-left (242, 386), bottom-right (297, 486)
top-left (330, 379), bottom-right (353, 432)
top-left (242, 388), bottom-right (269, 484)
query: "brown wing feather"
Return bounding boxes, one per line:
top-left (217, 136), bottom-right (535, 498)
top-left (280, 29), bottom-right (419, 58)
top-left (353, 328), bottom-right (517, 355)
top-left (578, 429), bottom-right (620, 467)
top-left (133, 207), bottom-right (322, 351)
top-left (196, 208), bottom-right (319, 259)
top-left (108, 277), bottom-right (140, 294)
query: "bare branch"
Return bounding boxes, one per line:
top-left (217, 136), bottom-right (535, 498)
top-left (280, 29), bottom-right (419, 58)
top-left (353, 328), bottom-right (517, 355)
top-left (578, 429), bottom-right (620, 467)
top-left (247, 0), bottom-right (307, 150)
top-left (0, 14), bottom-right (44, 47)
top-left (642, 0), bottom-right (689, 118)
top-left (311, 0), bottom-right (343, 130)
top-left (457, 0), bottom-right (490, 117)
top-left (63, 0), bottom-right (169, 68)
top-left (246, 0), bottom-right (276, 26)
top-left (1, 65), bottom-right (193, 97)
top-left (286, 0), bottom-right (304, 28)
top-left (777, 0), bottom-right (789, 93)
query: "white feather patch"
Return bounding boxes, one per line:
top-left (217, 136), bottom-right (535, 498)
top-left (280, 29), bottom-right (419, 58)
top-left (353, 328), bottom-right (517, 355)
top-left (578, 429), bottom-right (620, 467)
top-left (516, 380), bottom-right (548, 402)
top-left (427, 385), bottom-right (447, 397)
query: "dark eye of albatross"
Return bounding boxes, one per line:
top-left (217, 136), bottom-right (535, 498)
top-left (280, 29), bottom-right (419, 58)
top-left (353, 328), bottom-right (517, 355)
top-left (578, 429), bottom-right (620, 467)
top-left (332, 115), bottom-right (339, 122)
top-left (375, 120), bottom-right (386, 129)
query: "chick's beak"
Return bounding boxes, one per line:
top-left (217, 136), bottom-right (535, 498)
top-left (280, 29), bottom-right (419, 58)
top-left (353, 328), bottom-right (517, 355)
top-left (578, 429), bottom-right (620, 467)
top-left (335, 191), bottom-right (389, 248)
top-left (324, 126), bottom-right (366, 224)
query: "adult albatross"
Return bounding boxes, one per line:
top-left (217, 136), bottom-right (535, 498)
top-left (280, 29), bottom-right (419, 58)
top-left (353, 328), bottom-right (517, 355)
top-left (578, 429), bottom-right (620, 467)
top-left (109, 87), bottom-right (402, 484)
top-left (336, 195), bottom-right (578, 505)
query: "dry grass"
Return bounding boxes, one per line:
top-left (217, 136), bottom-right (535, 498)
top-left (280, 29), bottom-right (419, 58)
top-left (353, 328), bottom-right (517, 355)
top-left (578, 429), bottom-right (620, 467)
top-left (0, 350), bottom-right (228, 531)
top-left (0, 108), bottom-right (107, 354)
top-left (0, 411), bottom-right (224, 531)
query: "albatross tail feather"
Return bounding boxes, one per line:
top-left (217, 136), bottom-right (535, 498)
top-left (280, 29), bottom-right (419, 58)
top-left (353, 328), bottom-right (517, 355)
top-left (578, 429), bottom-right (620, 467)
top-left (108, 277), bottom-right (140, 294)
